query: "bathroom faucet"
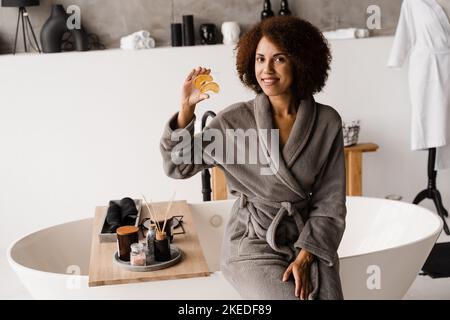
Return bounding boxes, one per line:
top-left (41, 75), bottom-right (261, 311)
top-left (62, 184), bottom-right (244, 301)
top-left (201, 111), bottom-right (216, 201)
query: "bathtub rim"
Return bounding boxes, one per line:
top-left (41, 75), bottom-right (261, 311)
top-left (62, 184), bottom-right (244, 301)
top-left (7, 196), bottom-right (443, 277)
top-left (189, 196), bottom-right (444, 261)
top-left (338, 196), bottom-right (443, 260)
top-left (6, 217), bottom-right (94, 279)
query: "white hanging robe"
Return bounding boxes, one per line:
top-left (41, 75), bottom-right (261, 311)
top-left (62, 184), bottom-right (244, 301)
top-left (387, 0), bottom-right (450, 170)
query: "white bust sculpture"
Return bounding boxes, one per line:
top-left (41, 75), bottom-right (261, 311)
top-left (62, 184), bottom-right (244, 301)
top-left (221, 21), bottom-right (240, 45)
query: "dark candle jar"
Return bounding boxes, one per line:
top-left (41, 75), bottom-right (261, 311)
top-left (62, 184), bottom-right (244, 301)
top-left (116, 226), bottom-right (139, 261)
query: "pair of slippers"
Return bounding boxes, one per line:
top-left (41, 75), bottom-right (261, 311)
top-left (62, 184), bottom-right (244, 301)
top-left (105, 197), bottom-right (138, 233)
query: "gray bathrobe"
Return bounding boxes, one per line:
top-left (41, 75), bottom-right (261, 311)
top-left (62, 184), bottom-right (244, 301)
top-left (160, 93), bottom-right (347, 300)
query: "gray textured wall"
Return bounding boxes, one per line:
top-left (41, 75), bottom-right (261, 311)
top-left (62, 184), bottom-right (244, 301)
top-left (0, 0), bottom-right (402, 54)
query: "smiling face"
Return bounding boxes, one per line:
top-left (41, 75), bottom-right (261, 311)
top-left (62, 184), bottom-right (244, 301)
top-left (255, 36), bottom-right (294, 98)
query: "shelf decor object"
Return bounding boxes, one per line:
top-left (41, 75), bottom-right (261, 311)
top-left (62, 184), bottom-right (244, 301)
top-left (261, 0), bottom-right (274, 20)
top-left (40, 4), bottom-right (88, 53)
top-left (182, 15), bottom-right (195, 46)
top-left (199, 23), bottom-right (217, 45)
top-left (1, 0), bottom-right (42, 54)
top-left (221, 21), bottom-right (240, 45)
top-left (171, 23), bottom-right (182, 47)
top-left (279, 0), bottom-right (292, 16)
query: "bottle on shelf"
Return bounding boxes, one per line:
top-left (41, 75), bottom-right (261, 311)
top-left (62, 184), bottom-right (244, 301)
top-left (279, 0), bottom-right (292, 16)
top-left (261, 0), bottom-right (274, 20)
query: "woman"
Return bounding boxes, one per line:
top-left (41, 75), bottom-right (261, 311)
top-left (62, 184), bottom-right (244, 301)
top-left (160, 16), bottom-right (346, 300)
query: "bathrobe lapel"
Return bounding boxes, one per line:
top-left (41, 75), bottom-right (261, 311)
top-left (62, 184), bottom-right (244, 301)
top-left (161, 93), bottom-right (346, 299)
top-left (254, 93), bottom-right (317, 200)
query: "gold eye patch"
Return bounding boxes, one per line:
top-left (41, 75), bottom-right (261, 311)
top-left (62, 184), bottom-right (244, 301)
top-left (199, 82), bottom-right (220, 93)
top-left (193, 74), bottom-right (220, 94)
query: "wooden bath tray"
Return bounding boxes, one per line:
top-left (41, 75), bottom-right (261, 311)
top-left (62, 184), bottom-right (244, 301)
top-left (88, 200), bottom-right (210, 287)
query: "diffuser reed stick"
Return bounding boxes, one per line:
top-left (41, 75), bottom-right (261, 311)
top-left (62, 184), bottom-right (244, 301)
top-left (162, 191), bottom-right (176, 235)
top-left (141, 194), bottom-right (162, 233)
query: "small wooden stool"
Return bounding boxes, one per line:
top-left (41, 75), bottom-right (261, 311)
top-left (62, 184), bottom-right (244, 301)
top-left (211, 142), bottom-right (379, 200)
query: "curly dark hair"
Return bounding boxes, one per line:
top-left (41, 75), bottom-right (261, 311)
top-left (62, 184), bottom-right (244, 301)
top-left (236, 16), bottom-right (332, 99)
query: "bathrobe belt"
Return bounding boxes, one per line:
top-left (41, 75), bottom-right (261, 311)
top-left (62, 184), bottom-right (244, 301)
top-left (238, 193), bottom-right (314, 260)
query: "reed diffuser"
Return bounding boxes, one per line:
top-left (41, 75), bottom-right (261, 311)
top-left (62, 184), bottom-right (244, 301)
top-left (142, 192), bottom-right (176, 262)
top-left (154, 231), bottom-right (171, 261)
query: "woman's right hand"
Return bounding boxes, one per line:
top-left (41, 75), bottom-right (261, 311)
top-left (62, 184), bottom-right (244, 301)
top-left (178, 66), bottom-right (211, 128)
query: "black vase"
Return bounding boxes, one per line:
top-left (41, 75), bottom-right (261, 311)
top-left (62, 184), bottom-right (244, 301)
top-left (40, 4), bottom-right (88, 53)
top-left (279, 0), bottom-right (292, 16)
top-left (261, 0), bottom-right (274, 20)
top-left (182, 15), bottom-right (195, 46)
top-left (171, 23), bottom-right (182, 47)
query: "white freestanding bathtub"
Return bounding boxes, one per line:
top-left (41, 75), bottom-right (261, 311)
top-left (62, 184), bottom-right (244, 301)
top-left (7, 196), bottom-right (442, 300)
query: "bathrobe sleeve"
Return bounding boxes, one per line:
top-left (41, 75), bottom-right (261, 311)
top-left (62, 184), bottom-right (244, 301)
top-left (387, 0), bottom-right (414, 68)
top-left (160, 111), bottom-right (220, 179)
top-left (294, 122), bottom-right (347, 267)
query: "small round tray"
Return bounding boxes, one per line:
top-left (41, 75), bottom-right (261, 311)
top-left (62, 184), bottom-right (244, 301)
top-left (113, 245), bottom-right (182, 272)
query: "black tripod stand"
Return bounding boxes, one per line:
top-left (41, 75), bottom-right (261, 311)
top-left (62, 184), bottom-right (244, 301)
top-left (413, 148), bottom-right (449, 235)
top-left (13, 6), bottom-right (41, 54)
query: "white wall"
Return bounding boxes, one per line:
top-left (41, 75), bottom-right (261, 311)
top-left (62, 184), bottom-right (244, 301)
top-left (1, 37), bottom-right (449, 278)
top-left (318, 37), bottom-right (450, 210)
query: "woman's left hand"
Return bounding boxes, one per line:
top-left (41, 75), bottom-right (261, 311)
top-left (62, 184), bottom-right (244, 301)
top-left (282, 250), bottom-right (314, 300)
